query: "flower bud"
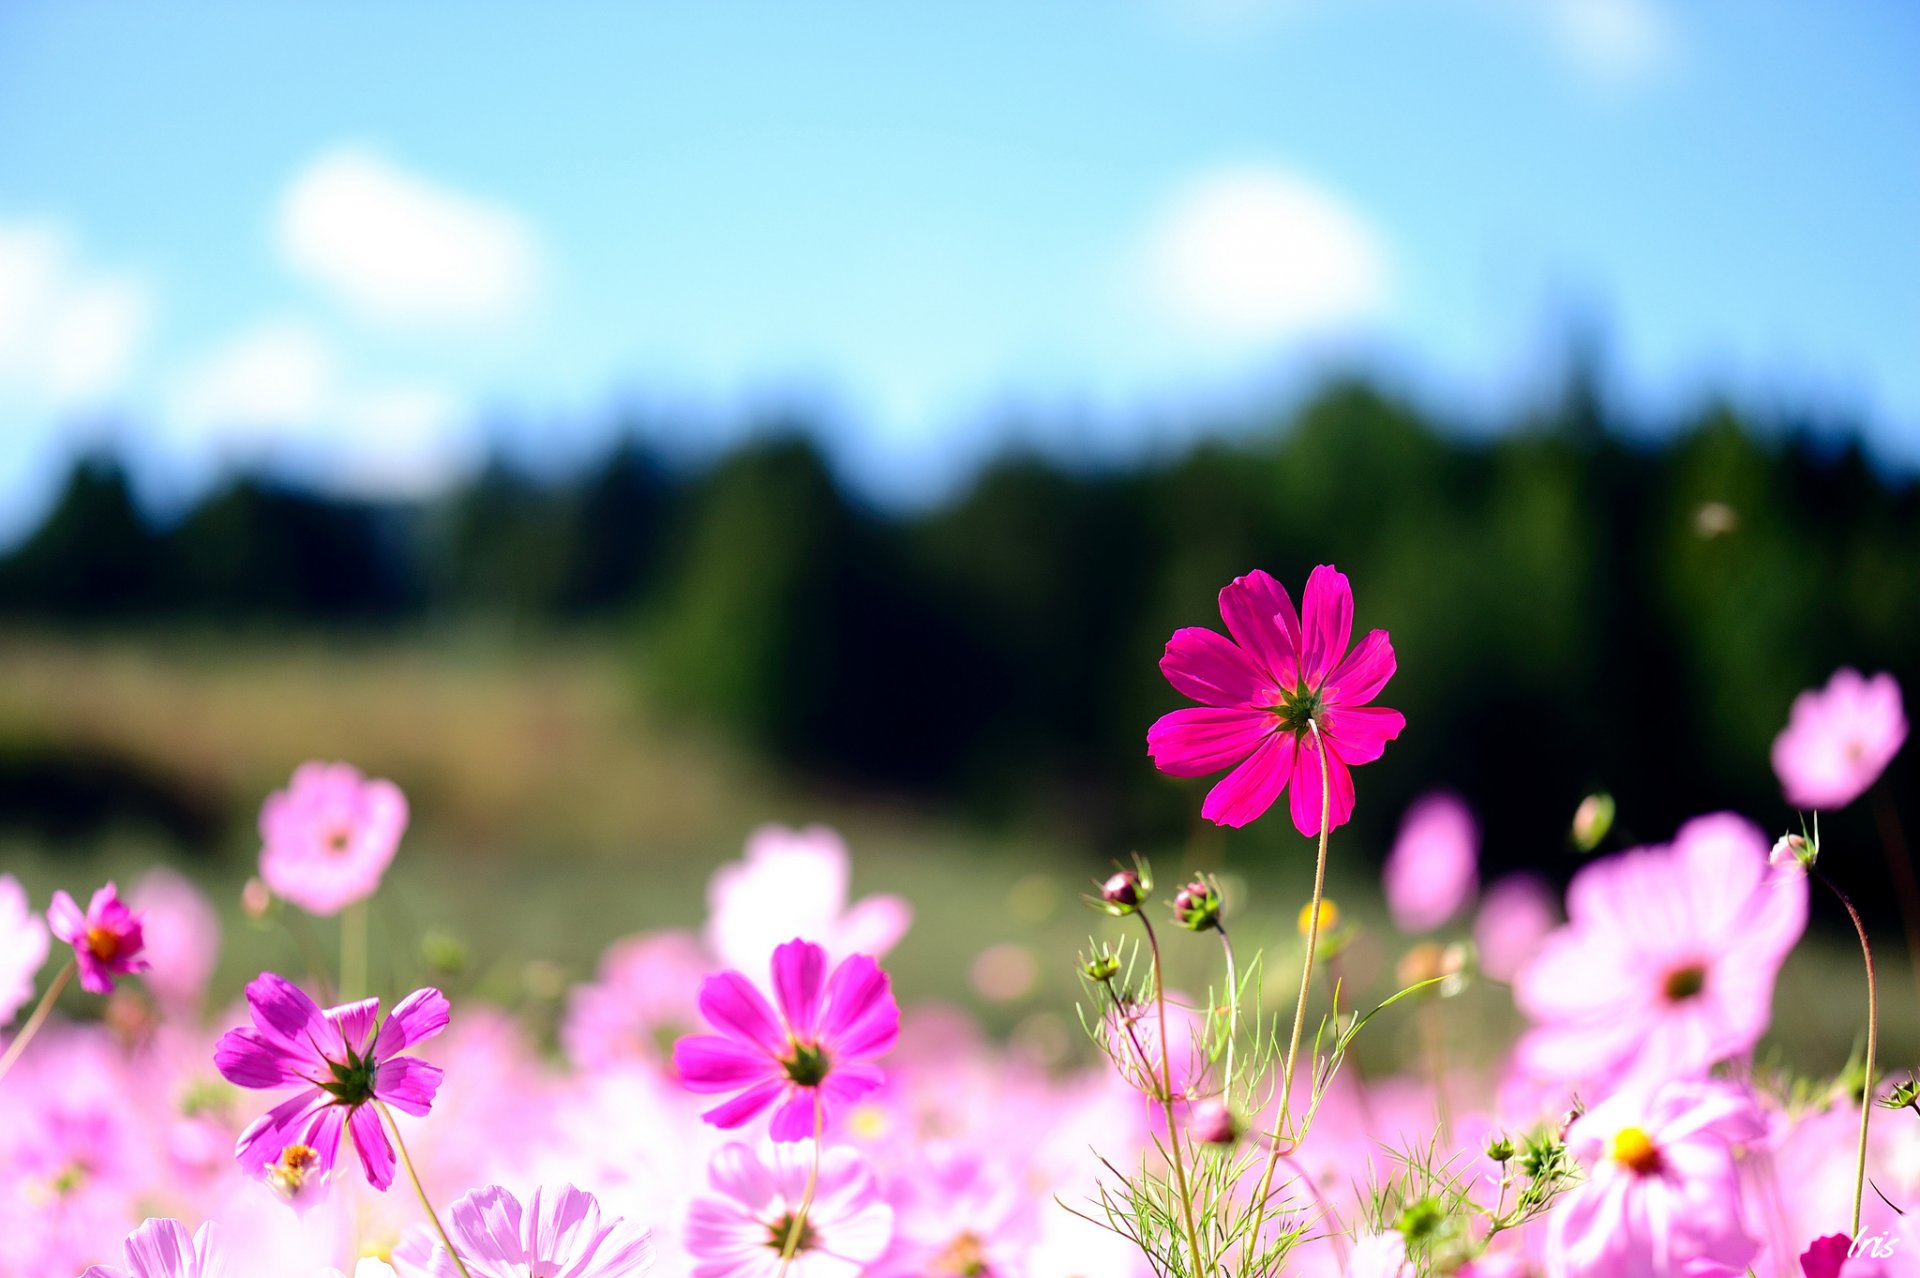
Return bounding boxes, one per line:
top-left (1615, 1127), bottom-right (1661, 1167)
top-left (1770, 831), bottom-right (1817, 870)
top-left (1882, 1074), bottom-right (1920, 1116)
top-left (1172, 879), bottom-right (1221, 932)
top-left (1190, 1098), bottom-right (1239, 1145)
top-left (1558, 1097), bottom-right (1586, 1141)
top-left (240, 876), bottom-right (272, 921)
top-left (1090, 863), bottom-right (1153, 917)
top-left (1485, 1133), bottom-right (1515, 1163)
top-left (1081, 946), bottom-right (1122, 984)
top-left (1571, 792), bottom-right (1615, 852)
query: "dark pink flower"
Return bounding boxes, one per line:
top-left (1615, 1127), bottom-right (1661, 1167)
top-left (1147, 565), bottom-right (1404, 833)
top-left (673, 938), bottom-right (899, 1141)
top-left (48, 882), bottom-right (148, 995)
top-left (213, 972), bottom-right (448, 1205)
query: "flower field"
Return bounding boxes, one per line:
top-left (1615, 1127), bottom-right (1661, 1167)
top-left (0, 565), bottom-right (1913, 1277)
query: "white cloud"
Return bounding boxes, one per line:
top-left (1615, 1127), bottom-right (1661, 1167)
top-left (1536, 0), bottom-right (1675, 84)
top-left (1147, 165), bottom-right (1392, 345)
top-left (166, 318), bottom-right (473, 497)
top-left (0, 220), bottom-right (152, 409)
top-left (276, 145), bottom-right (544, 329)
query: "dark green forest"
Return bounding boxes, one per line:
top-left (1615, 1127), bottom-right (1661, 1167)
top-left (3, 374), bottom-right (1915, 877)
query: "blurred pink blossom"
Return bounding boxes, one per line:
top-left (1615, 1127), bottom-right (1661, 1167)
top-left (684, 1141), bottom-right (892, 1278)
top-left (259, 762), bottom-right (409, 916)
top-left (50, 881), bottom-right (149, 995)
top-left (562, 930), bottom-right (710, 1071)
top-left (1549, 1080), bottom-right (1764, 1277)
top-left (1347, 1232), bottom-right (1412, 1278)
top-left (391, 1183), bottom-right (653, 1277)
top-left (705, 825), bottom-right (910, 979)
top-left (1772, 668), bottom-right (1907, 809)
top-left (1382, 791), bottom-right (1479, 933)
top-left (1515, 814), bottom-right (1806, 1092)
top-left (0, 873), bottom-right (49, 1024)
top-left (131, 869), bottom-right (219, 1013)
top-left (1473, 873), bottom-right (1558, 983)
top-left (1148, 565), bottom-right (1405, 833)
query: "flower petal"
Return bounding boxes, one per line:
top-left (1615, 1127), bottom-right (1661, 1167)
top-left (700, 1077), bottom-right (787, 1129)
top-left (1325, 628), bottom-right (1395, 706)
top-left (47, 890), bottom-right (86, 946)
top-left (1147, 707), bottom-right (1275, 778)
top-left (122, 1218), bottom-right (196, 1278)
top-left (348, 1103), bottom-right (396, 1191)
top-left (1287, 738), bottom-right (1356, 837)
top-left (696, 970), bottom-right (787, 1055)
top-left (242, 972), bottom-right (330, 1065)
top-left (770, 939), bottom-right (827, 1039)
top-left (675, 1035), bottom-right (779, 1093)
top-left (215, 1026), bottom-right (314, 1090)
top-left (1323, 704), bottom-right (1405, 767)
top-left (1200, 731), bottom-right (1296, 828)
top-left (373, 1055), bottom-right (444, 1117)
top-left (1217, 570), bottom-right (1302, 687)
top-left (375, 987), bottom-right (451, 1059)
top-left (821, 954), bottom-right (899, 1062)
top-left (1299, 564), bottom-right (1354, 686)
top-left (1160, 627), bottom-right (1268, 708)
top-left (235, 1087), bottom-right (332, 1175)
top-left (768, 1089), bottom-right (820, 1141)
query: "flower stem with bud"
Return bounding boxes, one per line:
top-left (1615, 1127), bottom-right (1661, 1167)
top-left (1816, 870), bottom-right (1877, 1239)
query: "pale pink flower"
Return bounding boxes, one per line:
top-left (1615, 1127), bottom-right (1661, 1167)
top-left (562, 930), bottom-right (710, 1070)
top-left (1383, 791), bottom-right (1479, 933)
top-left (1147, 565), bottom-right (1404, 833)
top-left (1347, 1232), bottom-right (1412, 1278)
top-left (685, 1141), bottom-right (893, 1278)
top-left (80, 1217), bottom-right (225, 1278)
top-left (1548, 1081), bottom-right (1764, 1277)
top-left (260, 761), bottom-right (409, 916)
top-left (876, 1147), bottom-right (1040, 1278)
top-left (1515, 814), bottom-right (1806, 1091)
top-left (0, 873), bottom-right (49, 1024)
top-left (1772, 669), bottom-right (1907, 809)
top-left (131, 868), bottom-right (219, 1013)
top-left (1473, 873), bottom-right (1558, 983)
top-left (705, 824), bottom-right (911, 978)
top-left (49, 881), bottom-right (148, 995)
top-left (391, 1183), bottom-right (654, 1278)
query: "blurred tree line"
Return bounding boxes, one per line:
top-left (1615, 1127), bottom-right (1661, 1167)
top-left (2, 374), bottom-right (1915, 875)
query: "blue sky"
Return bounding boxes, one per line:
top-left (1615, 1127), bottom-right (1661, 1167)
top-left (0, 1), bottom-right (1915, 535)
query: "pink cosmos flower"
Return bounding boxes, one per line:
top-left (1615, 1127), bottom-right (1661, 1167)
top-left (1473, 873), bottom-right (1558, 983)
top-left (260, 761), bottom-right (409, 916)
top-left (213, 972), bottom-right (448, 1204)
top-left (49, 881), bottom-right (148, 995)
top-left (391, 1183), bottom-right (654, 1278)
top-left (1548, 1080), bottom-right (1764, 1278)
top-left (562, 930), bottom-right (711, 1071)
top-left (130, 869), bottom-right (219, 1013)
top-left (80, 1217), bottom-right (225, 1278)
top-left (685, 1141), bottom-right (893, 1278)
top-left (0, 873), bottom-right (49, 1024)
top-left (1772, 669), bottom-right (1907, 809)
top-left (674, 938), bottom-right (899, 1141)
top-left (1147, 565), bottom-right (1404, 833)
top-left (1515, 813), bottom-right (1806, 1092)
top-left (705, 824), bottom-right (911, 979)
top-left (1383, 791), bottom-right (1479, 933)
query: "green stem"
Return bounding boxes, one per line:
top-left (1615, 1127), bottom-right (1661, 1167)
top-left (1818, 872), bottom-right (1877, 1239)
top-left (1216, 921), bottom-right (1240, 1099)
top-left (378, 1100), bottom-right (473, 1278)
top-left (0, 959), bottom-right (74, 1087)
top-left (1246, 722), bottom-right (1333, 1262)
top-left (777, 1097), bottom-right (825, 1274)
top-left (1139, 913), bottom-right (1208, 1278)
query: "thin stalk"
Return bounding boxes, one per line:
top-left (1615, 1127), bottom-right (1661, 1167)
top-left (378, 1100), bottom-right (472, 1278)
top-left (0, 959), bottom-right (74, 1087)
top-left (1871, 789), bottom-right (1920, 1000)
top-left (1246, 723), bottom-right (1333, 1261)
top-left (1216, 921), bottom-right (1240, 1095)
top-left (777, 1097), bottom-right (825, 1274)
top-left (1817, 871), bottom-right (1877, 1238)
top-left (1141, 912), bottom-right (1208, 1278)
top-left (341, 901), bottom-right (368, 1002)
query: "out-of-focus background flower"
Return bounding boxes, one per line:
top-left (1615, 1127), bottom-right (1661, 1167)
top-left (0, 4), bottom-right (1914, 1062)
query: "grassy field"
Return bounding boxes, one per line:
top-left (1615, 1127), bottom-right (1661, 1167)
top-left (0, 627), bottom-right (1908, 1082)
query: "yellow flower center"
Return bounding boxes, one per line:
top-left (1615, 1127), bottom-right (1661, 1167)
top-left (85, 927), bottom-right (120, 962)
top-left (269, 1143), bottom-right (320, 1197)
top-left (1610, 1126), bottom-right (1662, 1175)
top-left (1297, 899), bottom-right (1341, 936)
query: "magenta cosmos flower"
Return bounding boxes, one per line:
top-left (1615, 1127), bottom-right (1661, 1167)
top-left (1147, 565), bottom-right (1404, 833)
top-left (49, 881), bottom-right (148, 995)
top-left (392, 1184), bottom-right (654, 1278)
top-left (673, 938), bottom-right (899, 1141)
top-left (213, 971), bottom-right (448, 1204)
top-left (81, 1218), bottom-right (225, 1278)
top-left (685, 1141), bottom-right (893, 1278)
top-left (1772, 668), bottom-right (1907, 810)
top-left (1382, 790), bottom-right (1479, 933)
top-left (260, 761), bottom-right (409, 916)
top-left (1515, 814), bottom-right (1806, 1093)
top-left (1547, 1081), bottom-right (1764, 1278)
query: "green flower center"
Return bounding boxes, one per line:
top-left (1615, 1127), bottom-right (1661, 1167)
top-left (765, 1210), bottom-right (818, 1254)
top-left (782, 1041), bottom-right (832, 1087)
top-left (1271, 683), bottom-right (1326, 736)
top-left (319, 1048), bottom-right (378, 1105)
